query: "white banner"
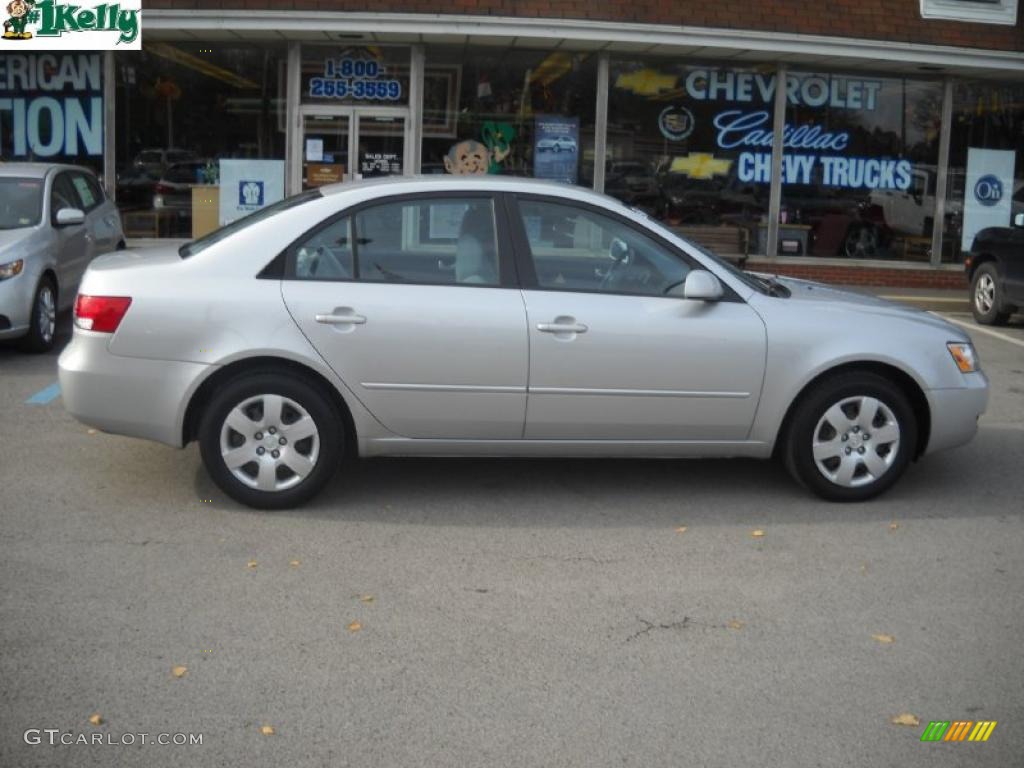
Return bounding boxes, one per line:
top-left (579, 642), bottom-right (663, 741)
top-left (0, 1), bottom-right (141, 50)
top-left (962, 147), bottom-right (1016, 251)
top-left (219, 160), bottom-right (285, 227)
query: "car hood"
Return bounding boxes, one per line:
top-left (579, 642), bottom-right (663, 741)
top-left (766, 275), bottom-right (966, 337)
top-left (0, 227), bottom-right (42, 255)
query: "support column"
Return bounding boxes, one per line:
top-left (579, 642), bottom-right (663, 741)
top-left (930, 78), bottom-right (954, 266)
top-left (593, 53), bottom-right (609, 193)
top-left (765, 63), bottom-right (787, 258)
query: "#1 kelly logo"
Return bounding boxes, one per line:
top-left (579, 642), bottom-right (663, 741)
top-left (2, 0), bottom-right (141, 49)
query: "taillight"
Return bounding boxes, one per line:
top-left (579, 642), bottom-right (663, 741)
top-left (154, 182), bottom-right (174, 195)
top-left (74, 295), bottom-right (132, 333)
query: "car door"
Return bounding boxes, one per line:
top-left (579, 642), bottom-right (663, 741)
top-left (281, 192), bottom-right (529, 439)
top-left (511, 195), bottom-right (767, 441)
top-left (48, 171), bottom-right (91, 305)
top-left (70, 170), bottom-right (120, 254)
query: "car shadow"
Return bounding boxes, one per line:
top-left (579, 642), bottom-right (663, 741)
top-left (191, 424), bottom-right (1023, 529)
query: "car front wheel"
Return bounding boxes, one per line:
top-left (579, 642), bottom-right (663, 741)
top-left (970, 263), bottom-right (1010, 326)
top-left (198, 372), bottom-right (343, 509)
top-left (20, 277), bottom-right (57, 353)
top-left (784, 372), bottom-right (917, 502)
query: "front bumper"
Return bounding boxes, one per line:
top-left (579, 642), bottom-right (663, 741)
top-left (58, 331), bottom-right (212, 447)
top-left (0, 271), bottom-right (32, 339)
top-left (924, 372), bottom-right (990, 454)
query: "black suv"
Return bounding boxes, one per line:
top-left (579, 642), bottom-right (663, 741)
top-left (965, 213), bottom-right (1024, 325)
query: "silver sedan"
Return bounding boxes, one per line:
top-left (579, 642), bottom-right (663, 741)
top-left (0, 163), bottom-right (125, 352)
top-left (58, 177), bottom-right (988, 508)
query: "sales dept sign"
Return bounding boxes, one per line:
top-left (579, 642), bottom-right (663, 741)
top-left (1, 1), bottom-right (141, 49)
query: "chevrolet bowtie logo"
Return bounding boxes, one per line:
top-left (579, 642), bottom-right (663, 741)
top-left (669, 153), bottom-right (733, 179)
top-left (614, 69), bottom-right (677, 96)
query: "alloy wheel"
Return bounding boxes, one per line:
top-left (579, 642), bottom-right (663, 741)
top-left (811, 396), bottom-right (901, 488)
top-left (219, 394), bottom-right (320, 492)
top-left (38, 284), bottom-right (56, 344)
top-left (974, 273), bottom-right (995, 315)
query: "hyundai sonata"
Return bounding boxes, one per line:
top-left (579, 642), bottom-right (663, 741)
top-left (59, 177), bottom-right (988, 508)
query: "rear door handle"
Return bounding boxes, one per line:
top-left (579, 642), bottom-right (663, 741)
top-left (537, 321), bottom-right (587, 334)
top-left (315, 312), bottom-right (367, 325)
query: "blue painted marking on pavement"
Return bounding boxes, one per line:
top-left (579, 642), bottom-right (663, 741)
top-left (25, 381), bottom-right (61, 405)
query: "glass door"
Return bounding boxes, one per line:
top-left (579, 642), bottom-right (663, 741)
top-left (302, 112), bottom-right (350, 190)
top-left (354, 113), bottom-right (407, 180)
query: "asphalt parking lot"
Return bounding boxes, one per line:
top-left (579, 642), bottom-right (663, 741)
top-left (1, 310), bottom-right (1023, 767)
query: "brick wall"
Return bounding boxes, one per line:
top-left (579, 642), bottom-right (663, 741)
top-left (145, 0), bottom-right (1024, 52)
top-left (744, 261), bottom-right (969, 289)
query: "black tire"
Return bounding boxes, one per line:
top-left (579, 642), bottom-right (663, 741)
top-left (20, 277), bottom-right (57, 353)
top-left (198, 371), bottom-right (343, 509)
top-left (783, 372), bottom-right (917, 502)
top-left (843, 224), bottom-right (879, 259)
top-left (970, 263), bottom-right (1011, 326)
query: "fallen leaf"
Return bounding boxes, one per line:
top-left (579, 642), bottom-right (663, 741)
top-left (259, 725), bottom-right (275, 736)
top-left (347, 620), bottom-right (362, 633)
top-left (751, 529), bottom-right (765, 538)
top-left (172, 665), bottom-right (188, 678)
top-left (289, 559), bottom-right (301, 567)
top-left (359, 595), bottom-right (375, 603)
top-left (247, 560), bottom-right (258, 569)
top-left (891, 713), bottom-right (920, 727)
top-left (889, 522), bottom-right (900, 532)
top-left (87, 429), bottom-right (97, 435)
top-left (88, 713), bottom-right (103, 726)
top-left (872, 633), bottom-right (896, 645)
top-left (674, 526), bottom-right (688, 534)
top-left (726, 620), bottom-right (745, 630)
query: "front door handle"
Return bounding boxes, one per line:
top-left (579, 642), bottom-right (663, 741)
top-left (537, 317), bottom-right (587, 334)
top-left (315, 311), bottom-right (367, 325)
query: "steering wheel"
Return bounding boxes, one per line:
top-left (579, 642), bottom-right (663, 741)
top-left (662, 277), bottom-right (687, 295)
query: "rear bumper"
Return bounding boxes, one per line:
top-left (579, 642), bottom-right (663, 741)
top-left (924, 373), bottom-right (989, 455)
top-left (58, 331), bottom-right (211, 447)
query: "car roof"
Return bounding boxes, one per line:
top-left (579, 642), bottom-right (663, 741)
top-left (317, 175), bottom-right (623, 210)
top-left (0, 162), bottom-right (92, 179)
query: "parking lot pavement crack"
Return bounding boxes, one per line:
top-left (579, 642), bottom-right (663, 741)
top-left (626, 616), bottom-right (691, 642)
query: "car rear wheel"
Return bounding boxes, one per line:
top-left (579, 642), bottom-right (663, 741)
top-left (970, 263), bottom-right (1010, 326)
top-left (198, 373), bottom-right (342, 509)
top-left (20, 277), bottom-right (57, 353)
top-left (784, 372), bottom-right (917, 502)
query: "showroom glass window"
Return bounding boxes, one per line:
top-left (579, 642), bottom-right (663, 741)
top-left (113, 42), bottom-right (287, 238)
top-left (607, 61), bottom-right (781, 255)
top-left (0, 53), bottom-right (105, 175)
top-left (421, 46), bottom-right (597, 185)
top-left (780, 72), bottom-right (943, 260)
top-left (942, 79), bottom-right (1024, 263)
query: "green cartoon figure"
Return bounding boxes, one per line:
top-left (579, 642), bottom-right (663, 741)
top-left (481, 122), bottom-right (516, 174)
top-left (3, 0), bottom-right (35, 39)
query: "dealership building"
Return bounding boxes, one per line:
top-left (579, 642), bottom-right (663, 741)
top-left (2, 0), bottom-right (1022, 286)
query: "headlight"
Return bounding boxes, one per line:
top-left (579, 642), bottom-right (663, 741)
top-left (0, 259), bottom-right (24, 280)
top-left (947, 342), bottom-right (980, 373)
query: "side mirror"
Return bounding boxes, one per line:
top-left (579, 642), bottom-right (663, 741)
top-left (683, 269), bottom-right (724, 301)
top-left (1014, 212), bottom-right (1024, 228)
top-left (55, 208), bottom-right (85, 227)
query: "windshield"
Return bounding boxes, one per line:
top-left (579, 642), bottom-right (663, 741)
top-left (179, 189), bottom-right (323, 259)
top-left (0, 178), bottom-right (44, 230)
